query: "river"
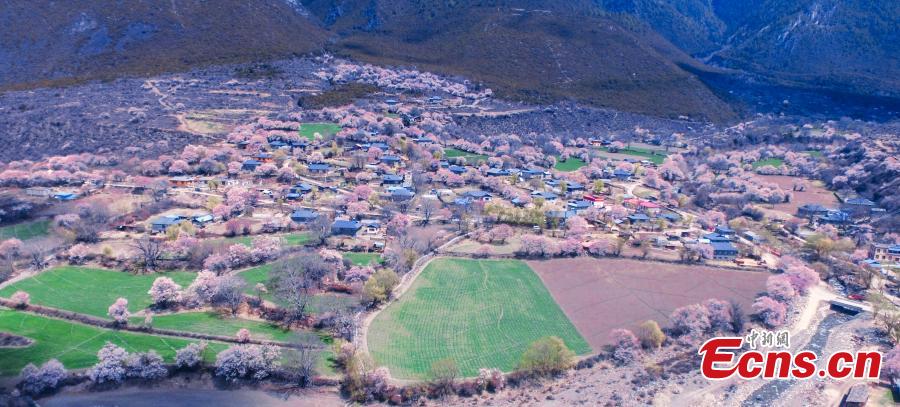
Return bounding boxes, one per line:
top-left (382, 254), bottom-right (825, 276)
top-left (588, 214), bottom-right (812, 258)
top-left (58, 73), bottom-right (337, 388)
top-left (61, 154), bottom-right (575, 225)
top-left (741, 311), bottom-right (855, 406)
top-left (39, 387), bottom-right (343, 407)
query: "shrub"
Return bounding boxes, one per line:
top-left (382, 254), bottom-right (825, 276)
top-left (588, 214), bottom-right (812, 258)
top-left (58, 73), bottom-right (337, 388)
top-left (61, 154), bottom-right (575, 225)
top-left (10, 290), bottom-right (30, 308)
top-left (214, 344), bottom-right (280, 381)
top-left (766, 275), bottom-right (796, 302)
top-left (175, 342), bottom-right (207, 369)
top-left (609, 329), bottom-right (641, 365)
top-left (428, 358), bottom-right (459, 398)
top-left (19, 359), bottom-right (67, 395)
top-left (125, 350), bottom-right (167, 380)
top-left (517, 336), bottom-right (574, 376)
top-left (704, 298), bottom-right (733, 333)
top-left (148, 277), bottom-right (182, 308)
top-left (670, 304), bottom-right (711, 339)
top-left (752, 296), bottom-right (787, 328)
top-left (475, 368), bottom-right (505, 392)
top-left (107, 297), bottom-right (130, 326)
top-left (362, 269), bottom-right (400, 305)
top-left (637, 320), bottom-right (665, 349)
top-left (89, 342), bottom-right (128, 384)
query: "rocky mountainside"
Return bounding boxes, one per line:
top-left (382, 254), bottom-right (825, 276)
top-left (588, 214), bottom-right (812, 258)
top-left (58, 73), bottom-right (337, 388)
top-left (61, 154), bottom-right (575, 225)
top-left (594, 0), bottom-right (900, 98)
top-left (710, 0), bottom-right (900, 98)
top-left (0, 0), bottom-right (328, 90)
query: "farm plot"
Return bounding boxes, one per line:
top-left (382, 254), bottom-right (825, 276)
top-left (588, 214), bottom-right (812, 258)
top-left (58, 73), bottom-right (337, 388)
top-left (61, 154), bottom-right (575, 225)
top-left (754, 174), bottom-right (838, 215)
top-left (367, 258), bottom-right (590, 379)
top-left (0, 267), bottom-right (196, 319)
top-left (0, 219), bottom-right (50, 240)
top-left (596, 146), bottom-right (667, 164)
top-left (129, 311), bottom-right (302, 342)
top-left (0, 310), bottom-right (224, 375)
top-left (299, 122), bottom-right (342, 141)
top-left (343, 252), bottom-right (383, 266)
top-left (444, 148), bottom-right (489, 164)
top-left (554, 157), bottom-right (587, 172)
top-left (528, 258), bottom-right (768, 350)
top-left (752, 157), bottom-right (786, 169)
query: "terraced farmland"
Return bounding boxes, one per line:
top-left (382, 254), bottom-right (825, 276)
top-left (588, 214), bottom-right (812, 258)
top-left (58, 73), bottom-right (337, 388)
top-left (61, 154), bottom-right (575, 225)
top-left (0, 310), bottom-right (224, 375)
top-left (0, 267), bottom-right (196, 319)
top-left (367, 258), bottom-right (590, 379)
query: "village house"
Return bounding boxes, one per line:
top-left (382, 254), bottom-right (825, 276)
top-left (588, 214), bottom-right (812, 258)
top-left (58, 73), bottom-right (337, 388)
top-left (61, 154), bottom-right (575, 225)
top-left (381, 174), bottom-right (404, 185)
top-left (389, 187), bottom-right (415, 201)
top-left (613, 168), bottom-right (633, 180)
top-left (256, 152), bottom-right (274, 163)
top-left (486, 168), bottom-right (510, 177)
top-left (191, 213), bottom-right (214, 227)
top-left (820, 210), bottom-right (852, 225)
top-left (290, 209), bottom-right (319, 223)
top-left (710, 241), bottom-right (739, 260)
top-left (361, 219), bottom-right (382, 235)
top-left (150, 215), bottom-right (183, 233)
top-left (714, 225), bottom-right (735, 236)
top-left (531, 191), bottom-right (558, 201)
top-left (465, 190), bottom-right (493, 202)
top-left (873, 243), bottom-right (900, 264)
top-left (307, 163), bottom-right (332, 175)
top-left (242, 159), bottom-right (262, 172)
top-left (331, 219), bottom-right (362, 236)
top-left (567, 200), bottom-right (593, 213)
top-left (520, 168), bottom-right (546, 180)
top-left (797, 203), bottom-right (830, 218)
top-left (702, 232), bottom-right (732, 243)
top-left (169, 176), bottom-right (196, 188)
top-left (380, 155), bottom-right (403, 167)
top-left (52, 192), bottom-right (79, 201)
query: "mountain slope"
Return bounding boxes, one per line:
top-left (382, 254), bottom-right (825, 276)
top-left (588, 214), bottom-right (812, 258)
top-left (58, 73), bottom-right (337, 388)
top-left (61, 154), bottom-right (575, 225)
top-left (592, 0), bottom-right (900, 98)
top-left (0, 0), bottom-right (328, 90)
top-left (710, 0), bottom-right (900, 97)
top-left (304, 0), bottom-right (736, 120)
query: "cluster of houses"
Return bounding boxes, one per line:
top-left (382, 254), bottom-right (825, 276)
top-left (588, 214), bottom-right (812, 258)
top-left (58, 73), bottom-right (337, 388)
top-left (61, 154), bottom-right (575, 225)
top-left (797, 197), bottom-right (883, 226)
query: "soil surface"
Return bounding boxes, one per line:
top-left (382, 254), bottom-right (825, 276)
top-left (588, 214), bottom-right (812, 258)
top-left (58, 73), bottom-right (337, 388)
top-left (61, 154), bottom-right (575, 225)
top-left (528, 257), bottom-right (769, 348)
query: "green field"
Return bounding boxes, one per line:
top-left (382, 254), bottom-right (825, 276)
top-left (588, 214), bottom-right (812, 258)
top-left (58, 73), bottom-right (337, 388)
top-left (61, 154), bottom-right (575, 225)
top-left (752, 157), bottom-right (786, 168)
top-left (343, 252), bottom-right (383, 266)
top-left (367, 258), bottom-right (590, 379)
top-left (0, 267), bottom-right (196, 319)
top-left (554, 157), bottom-right (587, 172)
top-left (0, 219), bottom-right (50, 240)
top-left (444, 148), bottom-right (488, 164)
top-left (299, 123), bottom-right (342, 141)
top-left (129, 311), bottom-right (304, 343)
top-left (597, 146), bottom-right (667, 165)
top-left (0, 310), bottom-right (225, 375)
